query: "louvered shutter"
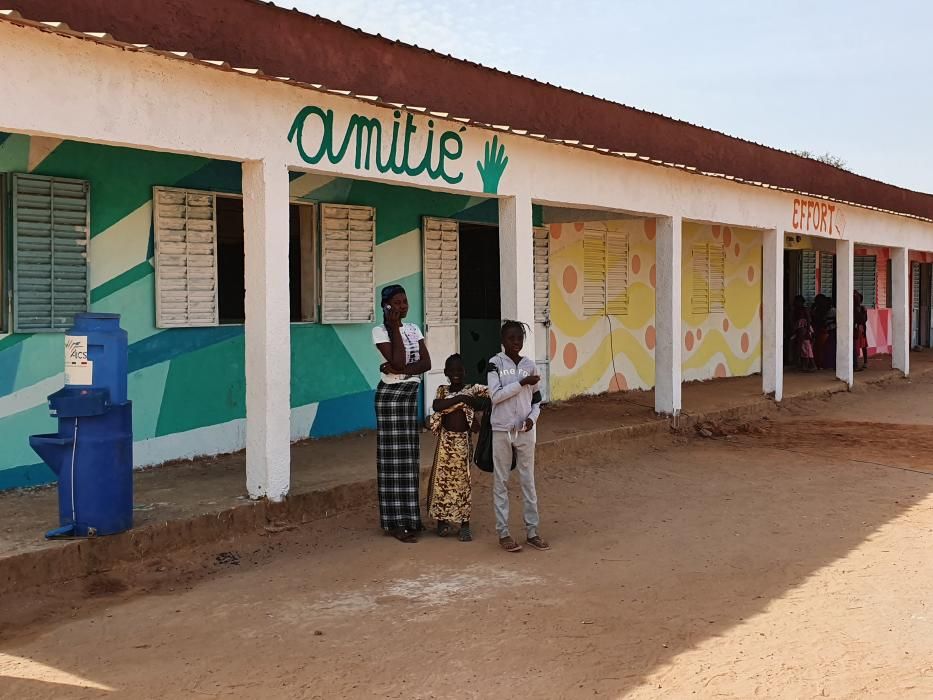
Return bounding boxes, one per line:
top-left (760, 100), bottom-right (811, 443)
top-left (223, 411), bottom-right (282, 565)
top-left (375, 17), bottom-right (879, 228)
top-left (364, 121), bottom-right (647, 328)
top-left (911, 261), bottom-right (921, 311)
top-left (854, 255), bottom-right (877, 309)
top-left (708, 244), bottom-right (726, 313)
top-left (691, 243), bottom-right (726, 314)
top-left (422, 217), bottom-right (459, 327)
top-left (801, 250), bottom-right (817, 303)
top-left (691, 244), bottom-right (710, 314)
top-left (321, 204), bottom-right (375, 324)
top-left (533, 226), bottom-right (550, 323)
top-left (583, 227), bottom-right (607, 317)
top-left (605, 231), bottom-right (629, 316)
top-left (153, 187), bottom-right (218, 328)
top-left (820, 252), bottom-right (834, 297)
top-left (12, 174), bottom-right (90, 333)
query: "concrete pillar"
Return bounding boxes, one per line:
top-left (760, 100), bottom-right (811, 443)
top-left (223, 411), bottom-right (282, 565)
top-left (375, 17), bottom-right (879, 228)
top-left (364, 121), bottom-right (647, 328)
top-left (242, 159), bottom-right (291, 501)
top-left (762, 228), bottom-right (784, 400)
top-left (498, 193), bottom-right (536, 353)
top-left (836, 239), bottom-right (854, 387)
top-left (655, 215), bottom-right (682, 415)
top-left (891, 246), bottom-right (910, 376)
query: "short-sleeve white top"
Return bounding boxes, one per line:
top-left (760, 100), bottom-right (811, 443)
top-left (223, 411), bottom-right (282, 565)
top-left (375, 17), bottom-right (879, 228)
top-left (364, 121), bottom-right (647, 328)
top-left (372, 322), bottom-right (424, 384)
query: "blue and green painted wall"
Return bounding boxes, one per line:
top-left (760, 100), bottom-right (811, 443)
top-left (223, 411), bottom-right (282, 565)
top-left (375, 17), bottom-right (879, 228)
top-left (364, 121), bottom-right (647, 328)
top-left (0, 132), bottom-right (515, 490)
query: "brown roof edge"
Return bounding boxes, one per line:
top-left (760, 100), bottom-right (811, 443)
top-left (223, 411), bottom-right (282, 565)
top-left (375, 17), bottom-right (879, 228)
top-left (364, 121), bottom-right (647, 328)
top-left (5, 0), bottom-right (933, 221)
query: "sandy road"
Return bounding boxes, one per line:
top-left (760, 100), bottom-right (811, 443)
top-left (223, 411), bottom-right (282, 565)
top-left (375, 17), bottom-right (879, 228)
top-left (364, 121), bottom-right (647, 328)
top-left (2, 379), bottom-right (932, 699)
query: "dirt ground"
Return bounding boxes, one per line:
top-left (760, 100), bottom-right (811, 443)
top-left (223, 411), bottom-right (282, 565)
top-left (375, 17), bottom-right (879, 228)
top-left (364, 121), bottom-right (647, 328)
top-left (2, 378), bottom-right (933, 699)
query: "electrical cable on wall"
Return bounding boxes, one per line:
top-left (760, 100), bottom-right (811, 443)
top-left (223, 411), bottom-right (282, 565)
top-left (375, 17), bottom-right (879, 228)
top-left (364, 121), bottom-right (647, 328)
top-left (605, 311), bottom-right (655, 411)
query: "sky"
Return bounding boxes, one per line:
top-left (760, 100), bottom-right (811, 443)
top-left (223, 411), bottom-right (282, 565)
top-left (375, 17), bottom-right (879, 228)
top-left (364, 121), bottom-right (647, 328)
top-left (277, 0), bottom-right (933, 194)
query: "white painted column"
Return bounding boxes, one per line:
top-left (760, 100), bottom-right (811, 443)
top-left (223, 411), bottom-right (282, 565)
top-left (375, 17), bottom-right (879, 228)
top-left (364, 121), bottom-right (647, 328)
top-left (836, 239), bottom-right (854, 387)
top-left (242, 159), bottom-right (291, 501)
top-left (762, 228), bottom-right (784, 400)
top-left (891, 246), bottom-right (910, 376)
top-left (655, 215), bottom-right (682, 415)
top-left (498, 193), bottom-right (536, 353)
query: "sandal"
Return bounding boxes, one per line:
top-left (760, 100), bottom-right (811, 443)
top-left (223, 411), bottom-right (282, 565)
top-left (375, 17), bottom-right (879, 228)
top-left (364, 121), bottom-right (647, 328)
top-left (437, 520), bottom-right (452, 538)
top-left (459, 523), bottom-right (473, 542)
top-left (386, 528), bottom-right (417, 543)
top-left (499, 536), bottom-right (522, 553)
top-left (526, 536), bottom-right (551, 551)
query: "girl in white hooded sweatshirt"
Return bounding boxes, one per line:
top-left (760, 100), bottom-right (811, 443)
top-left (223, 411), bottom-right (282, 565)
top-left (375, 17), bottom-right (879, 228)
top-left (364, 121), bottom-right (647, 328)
top-left (487, 320), bottom-right (550, 553)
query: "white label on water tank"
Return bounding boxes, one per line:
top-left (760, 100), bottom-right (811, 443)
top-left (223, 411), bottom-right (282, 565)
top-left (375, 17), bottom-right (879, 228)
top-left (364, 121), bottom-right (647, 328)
top-left (64, 335), bottom-right (93, 385)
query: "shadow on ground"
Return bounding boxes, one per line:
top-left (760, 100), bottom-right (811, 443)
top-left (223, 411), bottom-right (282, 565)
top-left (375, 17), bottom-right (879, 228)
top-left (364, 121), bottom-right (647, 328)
top-left (2, 378), bottom-right (933, 697)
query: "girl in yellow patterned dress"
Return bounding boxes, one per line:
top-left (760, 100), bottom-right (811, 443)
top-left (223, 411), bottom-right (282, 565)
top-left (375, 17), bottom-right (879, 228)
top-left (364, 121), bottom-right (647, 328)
top-left (427, 354), bottom-right (488, 542)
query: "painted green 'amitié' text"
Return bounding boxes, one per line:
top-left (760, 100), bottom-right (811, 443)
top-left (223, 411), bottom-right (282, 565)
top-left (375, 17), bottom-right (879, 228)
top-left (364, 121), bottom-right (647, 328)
top-left (288, 107), bottom-right (465, 184)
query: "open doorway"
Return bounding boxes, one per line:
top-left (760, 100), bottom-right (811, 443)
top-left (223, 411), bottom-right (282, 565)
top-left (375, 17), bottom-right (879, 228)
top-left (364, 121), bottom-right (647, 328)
top-left (912, 262), bottom-right (932, 349)
top-left (458, 223), bottom-right (501, 385)
top-left (784, 246), bottom-right (837, 371)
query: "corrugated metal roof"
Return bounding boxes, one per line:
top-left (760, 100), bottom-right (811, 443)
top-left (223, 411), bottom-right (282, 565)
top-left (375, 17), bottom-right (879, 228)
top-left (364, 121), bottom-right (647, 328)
top-left (0, 8), bottom-right (930, 226)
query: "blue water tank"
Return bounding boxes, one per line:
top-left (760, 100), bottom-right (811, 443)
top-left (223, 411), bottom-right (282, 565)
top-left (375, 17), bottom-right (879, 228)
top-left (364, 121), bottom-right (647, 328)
top-left (29, 313), bottom-right (133, 538)
top-left (64, 312), bottom-right (128, 403)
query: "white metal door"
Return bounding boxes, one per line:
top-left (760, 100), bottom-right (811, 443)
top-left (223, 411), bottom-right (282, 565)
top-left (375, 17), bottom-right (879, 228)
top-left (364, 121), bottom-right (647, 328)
top-left (533, 226), bottom-right (551, 402)
top-left (422, 217), bottom-right (460, 414)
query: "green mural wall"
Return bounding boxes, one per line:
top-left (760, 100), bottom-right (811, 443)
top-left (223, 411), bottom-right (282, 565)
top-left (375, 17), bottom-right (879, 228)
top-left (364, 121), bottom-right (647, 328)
top-left (0, 132), bottom-right (511, 489)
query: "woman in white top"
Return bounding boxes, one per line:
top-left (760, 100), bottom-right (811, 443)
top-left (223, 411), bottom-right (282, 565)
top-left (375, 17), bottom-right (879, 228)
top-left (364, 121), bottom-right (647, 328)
top-left (372, 284), bottom-right (432, 543)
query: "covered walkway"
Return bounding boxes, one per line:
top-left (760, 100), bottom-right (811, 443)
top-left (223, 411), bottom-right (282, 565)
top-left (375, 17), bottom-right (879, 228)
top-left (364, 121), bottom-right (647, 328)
top-left (4, 350), bottom-right (932, 594)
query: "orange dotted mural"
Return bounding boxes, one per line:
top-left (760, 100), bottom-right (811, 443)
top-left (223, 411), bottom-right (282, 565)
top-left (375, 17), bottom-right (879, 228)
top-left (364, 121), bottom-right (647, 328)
top-left (562, 265), bottom-right (577, 293)
top-left (547, 218), bottom-right (760, 402)
top-left (681, 222), bottom-right (762, 382)
top-left (609, 373), bottom-right (628, 392)
top-left (644, 219), bottom-right (656, 240)
top-left (549, 219), bottom-right (656, 400)
top-left (563, 342), bottom-right (577, 369)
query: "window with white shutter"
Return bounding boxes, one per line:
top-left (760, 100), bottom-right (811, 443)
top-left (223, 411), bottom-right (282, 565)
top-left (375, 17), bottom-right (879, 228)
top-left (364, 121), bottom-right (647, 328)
top-left (801, 250), bottom-right (817, 303)
top-left (854, 255), bottom-right (877, 309)
top-left (12, 174), bottom-right (90, 333)
top-left (422, 217), bottom-right (459, 327)
top-left (533, 226), bottom-right (549, 323)
top-left (582, 226), bottom-right (629, 317)
top-left (153, 187), bottom-right (219, 328)
top-left (691, 243), bottom-right (726, 315)
top-left (820, 252), bottom-right (834, 298)
top-left (321, 204), bottom-right (375, 324)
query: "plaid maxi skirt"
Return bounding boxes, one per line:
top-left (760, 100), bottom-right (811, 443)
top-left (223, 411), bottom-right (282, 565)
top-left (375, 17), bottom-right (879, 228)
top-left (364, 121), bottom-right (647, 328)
top-left (375, 380), bottom-right (423, 532)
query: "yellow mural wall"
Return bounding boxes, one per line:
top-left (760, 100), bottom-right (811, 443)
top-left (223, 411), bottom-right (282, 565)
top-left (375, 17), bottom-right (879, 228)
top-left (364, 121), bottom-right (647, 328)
top-left (681, 223), bottom-right (762, 381)
top-left (549, 219), bottom-right (657, 400)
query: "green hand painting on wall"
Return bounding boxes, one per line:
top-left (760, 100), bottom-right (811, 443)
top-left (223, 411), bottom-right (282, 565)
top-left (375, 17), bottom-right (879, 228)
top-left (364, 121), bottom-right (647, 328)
top-left (476, 135), bottom-right (509, 194)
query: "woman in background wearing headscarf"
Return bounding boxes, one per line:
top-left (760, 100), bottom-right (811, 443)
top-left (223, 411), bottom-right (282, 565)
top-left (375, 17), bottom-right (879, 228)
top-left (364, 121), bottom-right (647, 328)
top-left (372, 285), bottom-right (432, 543)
